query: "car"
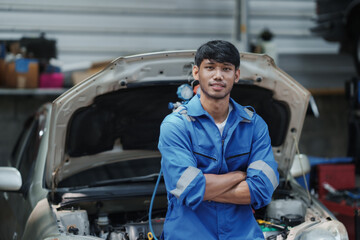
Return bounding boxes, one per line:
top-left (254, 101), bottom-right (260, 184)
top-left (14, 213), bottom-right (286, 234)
top-left (310, 0), bottom-right (360, 74)
top-left (0, 50), bottom-right (349, 240)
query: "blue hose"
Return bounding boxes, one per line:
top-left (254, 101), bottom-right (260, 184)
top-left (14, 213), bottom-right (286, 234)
top-left (148, 168), bottom-right (163, 240)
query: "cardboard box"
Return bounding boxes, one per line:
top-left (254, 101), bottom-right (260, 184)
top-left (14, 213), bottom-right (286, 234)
top-left (4, 62), bottom-right (16, 88)
top-left (0, 59), bottom-right (5, 87)
top-left (72, 60), bottom-right (110, 86)
top-left (4, 59), bottom-right (39, 88)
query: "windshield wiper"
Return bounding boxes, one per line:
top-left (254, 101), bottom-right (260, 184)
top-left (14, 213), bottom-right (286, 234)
top-left (87, 173), bottom-right (161, 187)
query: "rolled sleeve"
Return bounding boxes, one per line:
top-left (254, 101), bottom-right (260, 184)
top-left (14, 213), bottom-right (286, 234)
top-left (158, 117), bottom-right (206, 210)
top-left (246, 116), bottom-right (279, 209)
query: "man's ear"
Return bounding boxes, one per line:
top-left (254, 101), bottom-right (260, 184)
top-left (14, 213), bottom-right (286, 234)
top-left (192, 65), bottom-right (199, 80)
top-left (235, 68), bottom-right (240, 83)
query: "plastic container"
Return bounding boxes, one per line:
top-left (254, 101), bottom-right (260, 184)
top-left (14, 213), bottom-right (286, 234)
top-left (39, 72), bottom-right (64, 88)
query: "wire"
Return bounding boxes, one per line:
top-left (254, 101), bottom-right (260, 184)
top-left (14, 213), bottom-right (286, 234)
top-left (293, 134), bottom-right (312, 202)
top-left (148, 168), bottom-right (163, 240)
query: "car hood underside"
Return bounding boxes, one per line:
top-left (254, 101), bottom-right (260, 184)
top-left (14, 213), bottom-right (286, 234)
top-left (66, 84), bottom-right (289, 157)
top-left (46, 51), bottom-right (310, 189)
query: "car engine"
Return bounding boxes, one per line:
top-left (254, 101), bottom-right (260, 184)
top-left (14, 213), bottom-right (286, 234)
top-left (54, 207), bottom-right (165, 240)
top-left (52, 185), bottom-right (326, 240)
top-left (53, 199), bottom-right (310, 240)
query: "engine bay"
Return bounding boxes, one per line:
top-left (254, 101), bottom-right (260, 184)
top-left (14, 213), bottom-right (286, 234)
top-left (52, 194), bottom-right (167, 240)
top-left (51, 179), bottom-right (328, 240)
top-left (54, 209), bottom-right (164, 240)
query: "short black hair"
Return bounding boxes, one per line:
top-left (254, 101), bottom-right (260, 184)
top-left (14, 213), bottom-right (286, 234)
top-left (195, 40), bottom-right (240, 69)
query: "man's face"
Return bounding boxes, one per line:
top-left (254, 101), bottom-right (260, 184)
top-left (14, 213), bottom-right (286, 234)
top-left (193, 59), bottom-right (240, 100)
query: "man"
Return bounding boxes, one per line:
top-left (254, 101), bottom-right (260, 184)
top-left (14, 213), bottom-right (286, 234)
top-left (158, 40), bottom-right (279, 239)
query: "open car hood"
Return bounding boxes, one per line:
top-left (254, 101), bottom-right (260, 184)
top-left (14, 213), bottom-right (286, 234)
top-left (45, 51), bottom-right (310, 189)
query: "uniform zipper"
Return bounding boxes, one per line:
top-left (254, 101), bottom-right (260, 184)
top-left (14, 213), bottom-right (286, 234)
top-left (218, 138), bottom-right (225, 174)
top-left (227, 152), bottom-right (250, 160)
top-left (193, 151), bottom-right (217, 161)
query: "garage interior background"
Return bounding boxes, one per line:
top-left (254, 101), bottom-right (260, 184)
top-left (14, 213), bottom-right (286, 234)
top-left (0, 0), bottom-right (356, 165)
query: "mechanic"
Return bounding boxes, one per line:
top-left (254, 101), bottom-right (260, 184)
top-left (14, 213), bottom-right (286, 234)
top-left (158, 40), bottom-right (279, 239)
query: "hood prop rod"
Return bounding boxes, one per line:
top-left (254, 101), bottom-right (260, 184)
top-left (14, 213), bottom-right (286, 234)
top-left (293, 134), bottom-right (312, 204)
top-left (51, 160), bottom-right (65, 201)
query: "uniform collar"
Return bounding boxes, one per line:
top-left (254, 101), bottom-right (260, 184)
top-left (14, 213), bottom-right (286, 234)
top-left (186, 94), bottom-right (254, 122)
top-left (185, 94), bottom-right (207, 117)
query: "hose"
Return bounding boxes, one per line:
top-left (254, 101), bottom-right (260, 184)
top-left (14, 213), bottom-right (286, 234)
top-left (148, 168), bottom-right (163, 240)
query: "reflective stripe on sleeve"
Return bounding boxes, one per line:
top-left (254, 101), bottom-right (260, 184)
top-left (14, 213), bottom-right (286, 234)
top-left (248, 160), bottom-right (278, 189)
top-left (170, 166), bottom-right (201, 198)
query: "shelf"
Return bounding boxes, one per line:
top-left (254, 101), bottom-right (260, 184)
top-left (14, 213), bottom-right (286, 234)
top-left (0, 88), bottom-right (69, 96)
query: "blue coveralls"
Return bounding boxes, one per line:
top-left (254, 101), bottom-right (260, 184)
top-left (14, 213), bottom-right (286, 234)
top-left (158, 94), bottom-right (279, 240)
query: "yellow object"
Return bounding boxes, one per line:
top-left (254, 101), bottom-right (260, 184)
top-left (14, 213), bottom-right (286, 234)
top-left (257, 219), bottom-right (272, 225)
top-left (148, 232), bottom-right (154, 240)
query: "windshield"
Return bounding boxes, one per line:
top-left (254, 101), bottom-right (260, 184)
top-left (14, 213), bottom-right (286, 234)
top-left (58, 157), bottom-right (161, 188)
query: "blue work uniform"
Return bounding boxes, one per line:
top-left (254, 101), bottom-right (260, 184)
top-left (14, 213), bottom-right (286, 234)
top-left (158, 94), bottom-right (279, 240)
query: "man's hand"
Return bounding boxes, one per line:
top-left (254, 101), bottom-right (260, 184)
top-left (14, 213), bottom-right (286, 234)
top-left (203, 171), bottom-right (246, 201)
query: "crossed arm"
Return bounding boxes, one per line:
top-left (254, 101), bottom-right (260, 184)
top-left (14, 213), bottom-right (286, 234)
top-left (203, 171), bottom-right (251, 204)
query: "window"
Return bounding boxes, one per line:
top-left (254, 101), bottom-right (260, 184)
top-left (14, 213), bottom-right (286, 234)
top-left (11, 108), bottom-right (47, 195)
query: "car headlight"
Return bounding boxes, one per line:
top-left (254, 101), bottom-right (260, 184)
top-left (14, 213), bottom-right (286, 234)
top-left (297, 220), bottom-right (348, 240)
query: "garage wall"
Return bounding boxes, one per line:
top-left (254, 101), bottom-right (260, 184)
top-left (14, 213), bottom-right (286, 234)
top-left (0, 0), bottom-right (339, 58)
top-left (0, 0), bottom-right (336, 55)
top-left (249, 0), bottom-right (336, 54)
top-left (248, 0), bottom-right (356, 91)
top-left (0, 0), bottom-right (356, 89)
top-left (0, 0), bottom-right (246, 63)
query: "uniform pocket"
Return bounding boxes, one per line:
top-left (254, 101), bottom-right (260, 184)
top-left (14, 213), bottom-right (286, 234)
top-left (226, 148), bottom-right (250, 171)
top-left (193, 147), bottom-right (217, 173)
